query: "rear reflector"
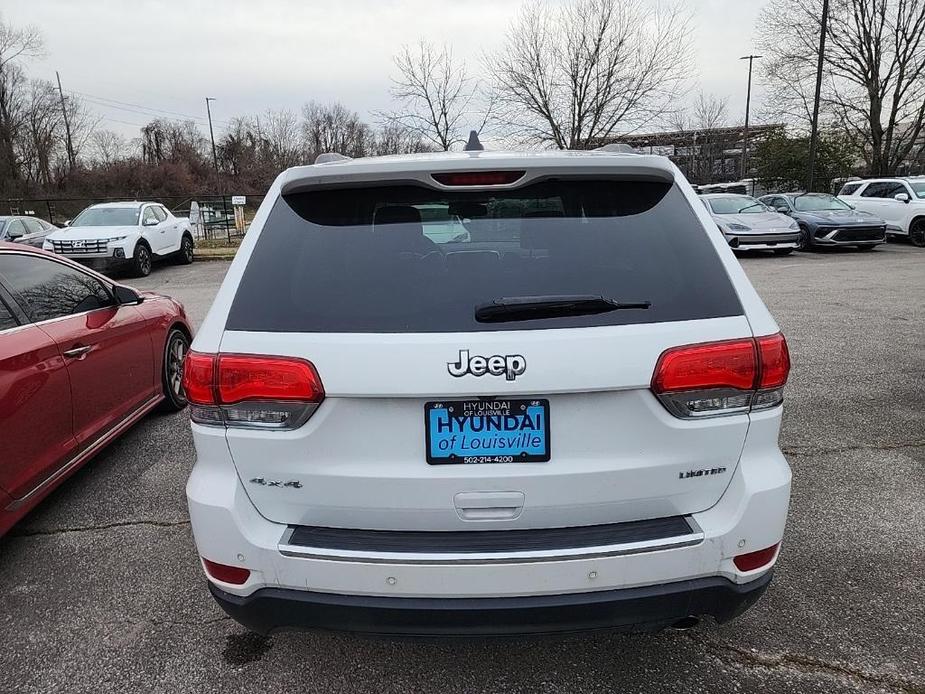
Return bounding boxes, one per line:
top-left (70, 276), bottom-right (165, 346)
top-left (183, 353), bottom-right (324, 429)
top-left (651, 333), bottom-right (790, 418)
top-left (733, 543), bottom-right (780, 572)
top-left (431, 171), bottom-right (525, 186)
top-left (202, 558), bottom-right (250, 585)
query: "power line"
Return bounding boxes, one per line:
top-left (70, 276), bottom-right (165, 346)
top-left (67, 89), bottom-right (232, 126)
top-left (73, 89), bottom-right (230, 123)
top-left (97, 115), bottom-right (156, 128)
top-left (80, 96), bottom-right (213, 126)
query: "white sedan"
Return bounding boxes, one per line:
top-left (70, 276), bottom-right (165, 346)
top-left (44, 201), bottom-right (194, 276)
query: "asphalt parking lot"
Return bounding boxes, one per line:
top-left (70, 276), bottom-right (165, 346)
top-left (1, 244), bottom-right (923, 694)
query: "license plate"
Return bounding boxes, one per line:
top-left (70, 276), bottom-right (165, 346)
top-left (424, 399), bottom-right (550, 464)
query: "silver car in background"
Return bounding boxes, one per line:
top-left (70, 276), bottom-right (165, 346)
top-left (701, 194), bottom-right (801, 255)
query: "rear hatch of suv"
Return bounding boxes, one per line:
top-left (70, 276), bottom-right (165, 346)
top-left (212, 167), bottom-right (755, 530)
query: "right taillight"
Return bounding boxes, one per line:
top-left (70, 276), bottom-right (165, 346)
top-left (753, 333), bottom-right (790, 409)
top-left (651, 333), bottom-right (790, 418)
top-left (182, 352), bottom-right (324, 429)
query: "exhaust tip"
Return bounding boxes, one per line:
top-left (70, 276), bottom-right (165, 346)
top-left (669, 616), bottom-right (700, 631)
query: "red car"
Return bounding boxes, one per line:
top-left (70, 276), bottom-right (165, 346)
top-left (0, 242), bottom-right (192, 536)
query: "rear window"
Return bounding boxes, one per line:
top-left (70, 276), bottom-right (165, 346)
top-left (227, 179), bottom-right (743, 333)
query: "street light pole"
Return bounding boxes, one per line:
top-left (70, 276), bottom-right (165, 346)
top-left (807, 0), bottom-right (830, 192)
top-left (740, 54), bottom-right (762, 184)
top-left (205, 97), bottom-right (218, 171)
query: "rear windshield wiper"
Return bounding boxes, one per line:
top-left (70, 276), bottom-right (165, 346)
top-left (475, 295), bottom-right (651, 323)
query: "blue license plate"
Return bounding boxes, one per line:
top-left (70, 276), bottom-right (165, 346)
top-left (424, 399), bottom-right (550, 464)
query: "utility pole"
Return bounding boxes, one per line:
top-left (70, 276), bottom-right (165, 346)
top-left (56, 71), bottom-right (76, 171)
top-left (205, 97), bottom-right (218, 171)
top-left (807, 0), bottom-right (830, 192)
top-left (740, 55), bottom-right (762, 183)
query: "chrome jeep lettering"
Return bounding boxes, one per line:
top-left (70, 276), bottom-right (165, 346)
top-left (447, 349), bottom-right (527, 381)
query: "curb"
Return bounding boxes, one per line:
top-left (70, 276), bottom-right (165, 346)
top-left (195, 253), bottom-right (237, 262)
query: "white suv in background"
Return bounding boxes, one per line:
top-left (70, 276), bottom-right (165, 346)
top-left (184, 145), bottom-right (792, 636)
top-left (44, 201), bottom-right (195, 276)
top-left (837, 177), bottom-right (925, 247)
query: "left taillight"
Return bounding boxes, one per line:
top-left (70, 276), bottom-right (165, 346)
top-left (182, 352), bottom-right (325, 430)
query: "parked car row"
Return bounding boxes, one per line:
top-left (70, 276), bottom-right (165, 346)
top-left (700, 175), bottom-right (925, 255)
top-left (1, 201), bottom-right (196, 277)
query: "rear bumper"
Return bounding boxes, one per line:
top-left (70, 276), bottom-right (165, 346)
top-left (187, 410), bottom-right (790, 633)
top-left (209, 572), bottom-right (773, 636)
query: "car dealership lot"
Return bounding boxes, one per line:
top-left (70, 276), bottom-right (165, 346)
top-left (1, 247), bottom-right (923, 694)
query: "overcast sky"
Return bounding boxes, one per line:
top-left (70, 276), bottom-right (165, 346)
top-left (4, 0), bottom-right (768, 141)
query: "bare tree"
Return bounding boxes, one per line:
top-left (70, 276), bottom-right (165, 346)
top-left (757, 0), bottom-right (925, 175)
top-left (260, 108), bottom-right (303, 169)
top-left (20, 79), bottom-right (61, 185)
top-left (487, 0), bottom-right (692, 149)
top-left (141, 118), bottom-right (207, 166)
top-left (756, 0), bottom-right (820, 130)
top-left (382, 41), bottom-right (491, 151)
top-left (668, 93), bottom-right (728, 132)
top-left (89, 129), bottom-right (129, 165)
top-left (664, 93), bottom-right (730, 184)
top-left (302, 101), bottom-right (372, 159)
top-left (62, 92), bottom-right (96, 167)
top-left (0, 15), bottom-right (43, 72)
top-left (372, 123), bottom-right (435, 156)
top-left (217, 116), bottom-right (258, 176)
top-left (0, 15), bottom-right (44, 190)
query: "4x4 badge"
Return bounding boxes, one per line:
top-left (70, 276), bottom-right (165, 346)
top-left (249, 477), bottom-right (302, 489)
top-left (447, 349), bottom-right (526, 381)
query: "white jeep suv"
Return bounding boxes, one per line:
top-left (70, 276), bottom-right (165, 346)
top-left (184, 146), bottom-right (792, 636)
top-left (837, 177), bottom-right (925, 246)
top-left (44, 201), bottom-right (195, 276)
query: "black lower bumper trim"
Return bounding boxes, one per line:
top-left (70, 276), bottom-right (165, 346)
top-left (286, 516), bottom-right (694, 554)
top-left (209, 572), bottom-right (772, 636)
